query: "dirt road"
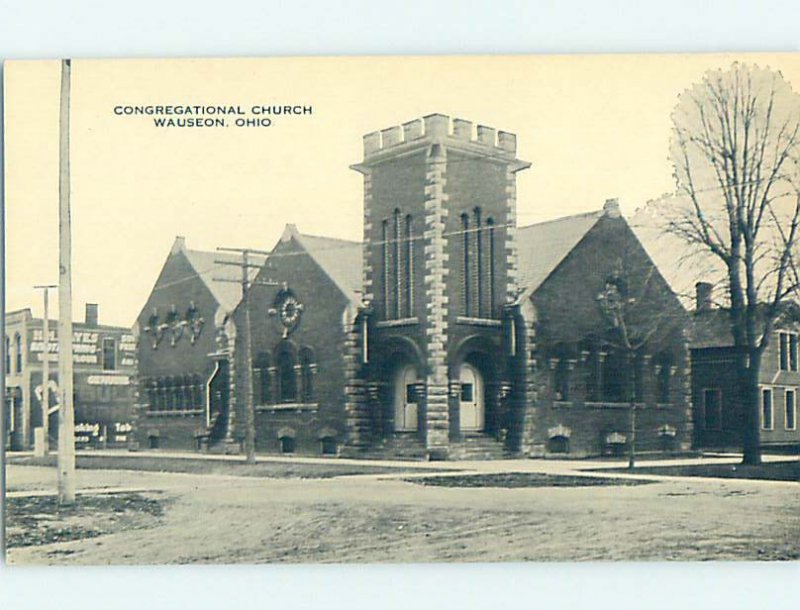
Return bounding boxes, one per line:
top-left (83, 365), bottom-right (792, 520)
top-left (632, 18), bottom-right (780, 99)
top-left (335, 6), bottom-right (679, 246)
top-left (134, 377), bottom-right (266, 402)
top-left (6, 460), bottom-right (799, 564)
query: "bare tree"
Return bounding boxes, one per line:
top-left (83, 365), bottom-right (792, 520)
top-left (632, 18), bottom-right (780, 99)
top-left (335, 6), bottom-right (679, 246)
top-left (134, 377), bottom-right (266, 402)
top-left (596, 255), bottom-right (682, 469)
top-left (666, 63), bottom-right (800, 464)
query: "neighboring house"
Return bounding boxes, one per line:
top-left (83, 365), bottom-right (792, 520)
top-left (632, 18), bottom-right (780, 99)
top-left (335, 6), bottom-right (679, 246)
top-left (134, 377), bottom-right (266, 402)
top-left (131, 113), bottom-right (693, 458)
top-left (4, 305), bottom-right (136, 451)
top-left (631, 197), bottom-right (800, 451)
top-left (691, 287), bottom-right (800, 450)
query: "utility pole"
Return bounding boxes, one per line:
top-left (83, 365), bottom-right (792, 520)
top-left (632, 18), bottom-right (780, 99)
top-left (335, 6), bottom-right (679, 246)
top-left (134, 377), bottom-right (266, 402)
top-left (34, 284), bottom-right (57, 456)
top-left (628, 356), bottom-right (637, 470)
top-left (214, 247), bottom-right (274, 464)
top-left (57, 58), bottom-right (76, 504)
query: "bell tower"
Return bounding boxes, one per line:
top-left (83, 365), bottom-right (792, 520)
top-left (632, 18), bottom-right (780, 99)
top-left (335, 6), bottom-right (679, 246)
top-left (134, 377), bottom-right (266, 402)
top-left (350, 113), bottom-right (530, 456)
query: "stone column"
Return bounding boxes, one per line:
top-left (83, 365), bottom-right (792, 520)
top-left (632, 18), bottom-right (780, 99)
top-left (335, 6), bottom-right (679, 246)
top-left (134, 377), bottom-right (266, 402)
top-left (422, 131), bottom-right (450, 458)
top-left (504, 161), bottom-right (519, 305)
top-left (517, 302), bottom-right (539, 454)
top-left (343, 307), bottom-right (370, 450)
top-left (223, 320), bottom-right (237, 446)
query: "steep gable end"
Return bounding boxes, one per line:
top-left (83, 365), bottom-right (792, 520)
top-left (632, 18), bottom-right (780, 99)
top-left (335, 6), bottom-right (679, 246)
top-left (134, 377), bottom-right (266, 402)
top-left (271, 225), bottom-right (362, 305)
top-left (517, 209), bottom-right (604, 301)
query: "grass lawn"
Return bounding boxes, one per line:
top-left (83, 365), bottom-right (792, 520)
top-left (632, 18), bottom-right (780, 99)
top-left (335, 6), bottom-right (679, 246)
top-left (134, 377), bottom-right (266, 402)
top-left (604, 459), bottom-right (800, 482)
top-left (407, 472), bottom-right (654, 488)
top-left (6, 492), bottom-right (165, 549)
top-left (6, 454), bottom-right (449, 479)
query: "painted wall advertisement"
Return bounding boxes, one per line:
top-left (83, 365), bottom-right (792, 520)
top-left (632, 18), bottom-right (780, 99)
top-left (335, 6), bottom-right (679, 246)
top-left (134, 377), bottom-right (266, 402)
top-left (28, 328), bottom-right (137, 367)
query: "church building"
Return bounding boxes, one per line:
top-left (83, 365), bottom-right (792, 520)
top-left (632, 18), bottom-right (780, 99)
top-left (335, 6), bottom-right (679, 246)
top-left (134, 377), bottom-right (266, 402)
top-left (134, 114), bottom-right (693, 459)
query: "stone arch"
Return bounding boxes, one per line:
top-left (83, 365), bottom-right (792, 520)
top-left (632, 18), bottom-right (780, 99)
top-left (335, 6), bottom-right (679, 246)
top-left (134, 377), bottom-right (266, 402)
top-left (371, 335), bottom-right (424, 438)
top-left (277, 426), bottom-right (297, 454)
top-left (449, 334), bottom-right (502, 436)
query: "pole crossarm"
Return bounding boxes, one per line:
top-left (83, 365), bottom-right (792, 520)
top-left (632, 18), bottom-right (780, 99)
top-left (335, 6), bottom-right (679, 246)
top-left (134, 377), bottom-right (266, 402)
top-left (213, 260), bottom-right (264, 268)
top-left (33, 284), bottom-right (57, 457)
top-left (210, 247), bottom-right (280, 464)
top-left (217, 246), bottom-right (272, 256)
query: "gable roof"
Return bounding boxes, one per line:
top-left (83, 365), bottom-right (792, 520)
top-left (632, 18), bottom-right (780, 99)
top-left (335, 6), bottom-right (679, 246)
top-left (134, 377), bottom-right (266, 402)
top-left (691, 309), bottom-right (734, 349)
top-left (278, 225), bottom-right (362, 305)
top-left (181, 247), bottom-right (258, 314)
top-left (628, 195), bottom-right (725, 306)
top-left (516, 209), bottom-right (605, 300)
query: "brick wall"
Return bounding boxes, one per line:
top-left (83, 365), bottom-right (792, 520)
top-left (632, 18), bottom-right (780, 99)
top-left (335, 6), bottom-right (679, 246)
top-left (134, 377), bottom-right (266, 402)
top-left (527, 214), bottom-right (693, 456)
top-left (231, 235), bottom-right (352, 455)
top-left (134, 249), bottom-right (223, 450)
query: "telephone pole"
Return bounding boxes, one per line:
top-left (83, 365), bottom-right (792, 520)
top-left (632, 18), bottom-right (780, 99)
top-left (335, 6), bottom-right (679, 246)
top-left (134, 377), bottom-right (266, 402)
top-left (57, 58), bottom-right (76, 504)
top-left (34, 284), bottom-right (57, 456)
top-left (215, 247), bottom-right (275, 464)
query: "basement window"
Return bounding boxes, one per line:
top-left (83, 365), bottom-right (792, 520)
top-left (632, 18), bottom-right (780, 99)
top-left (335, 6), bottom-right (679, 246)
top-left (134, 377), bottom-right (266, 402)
top-left (320, 437), bottom-right (337, 456)
top-left (280, 436), bottom-right (296, 454)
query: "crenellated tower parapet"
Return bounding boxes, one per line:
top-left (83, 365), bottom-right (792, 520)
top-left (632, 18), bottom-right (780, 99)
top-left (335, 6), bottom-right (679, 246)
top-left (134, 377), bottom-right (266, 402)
top-left (360, 113), bottom-right (520, 162)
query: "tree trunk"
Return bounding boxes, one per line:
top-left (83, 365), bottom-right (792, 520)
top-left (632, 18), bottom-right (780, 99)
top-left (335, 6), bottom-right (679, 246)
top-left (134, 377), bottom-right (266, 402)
top-left (741, 349), bottom-right (762, 465)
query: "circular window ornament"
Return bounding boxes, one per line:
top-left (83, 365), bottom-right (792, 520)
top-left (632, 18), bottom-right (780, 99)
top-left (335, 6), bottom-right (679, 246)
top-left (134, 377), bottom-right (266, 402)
top-left (271, 286), bottom-right (304, 337)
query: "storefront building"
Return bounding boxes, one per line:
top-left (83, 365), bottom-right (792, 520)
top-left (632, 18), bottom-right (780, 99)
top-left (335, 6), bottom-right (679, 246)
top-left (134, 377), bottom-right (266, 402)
top-left (4, 304), bottom-right (137, 450)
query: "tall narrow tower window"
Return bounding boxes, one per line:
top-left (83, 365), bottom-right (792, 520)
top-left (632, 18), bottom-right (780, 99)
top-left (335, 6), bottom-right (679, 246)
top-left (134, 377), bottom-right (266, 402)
top-left (473, 207), bottom-right (483, 317)
top-left (393, 208), bottom-right (402, 319)
top-left (381, 219), bottom-right (390, 319)
top-left (405, 214), bottom-right (414, 318)
top-left (461, 213), bottom-right (470, 316)
top-left (486, 217), bottom-right (496, 317)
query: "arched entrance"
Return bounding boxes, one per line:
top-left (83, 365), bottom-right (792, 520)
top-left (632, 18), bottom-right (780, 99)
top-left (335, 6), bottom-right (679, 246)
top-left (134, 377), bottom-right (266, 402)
top-left (459, 363), bottom-right (485, 431)
top-left (393, 364), bottom-right (420, 432)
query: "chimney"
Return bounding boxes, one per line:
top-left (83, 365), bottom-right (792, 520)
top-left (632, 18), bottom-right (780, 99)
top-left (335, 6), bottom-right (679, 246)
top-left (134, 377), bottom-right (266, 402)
top-left (85, 303), bottom-right (99, 327)
top-left (170, 235), bottom-right (186, 254)
top-left (603, 198), bottom-right (621, 218)
top-left (695, 282), bottom-right (713, 312)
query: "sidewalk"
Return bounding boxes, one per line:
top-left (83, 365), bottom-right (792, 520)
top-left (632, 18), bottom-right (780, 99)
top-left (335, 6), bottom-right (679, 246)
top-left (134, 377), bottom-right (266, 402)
top-left (8, 446), bottom-right (798, 478)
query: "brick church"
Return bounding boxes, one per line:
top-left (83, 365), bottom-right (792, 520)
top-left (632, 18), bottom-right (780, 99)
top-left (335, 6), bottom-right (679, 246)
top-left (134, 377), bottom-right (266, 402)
top-left (134, 114), bottom-right (692, 459)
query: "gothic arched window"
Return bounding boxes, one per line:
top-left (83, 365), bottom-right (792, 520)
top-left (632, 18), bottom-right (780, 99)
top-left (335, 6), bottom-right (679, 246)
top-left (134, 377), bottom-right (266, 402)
top-left (473, 207), bottom-right (483, 316)
top-left (394, 208), bottom-right (402, 319)
top-left (382, 210), bottom-right (414, 320)
top-left (254, 352), bottom-right (272, 404)
top-left (192, 374), bottom-right (203, 410)
top-left (404, 214), bottom-right (414, 318)
top-left (461, 213), bottom-right (471, 316)
top-left (277, 348), bottom-right (297, 403)
top-left (299, 347), bottom-right (315, 403)
top-left (485, 216), bottom-right (496, 317)
top-left (382, 219), bottom-right (390, 317)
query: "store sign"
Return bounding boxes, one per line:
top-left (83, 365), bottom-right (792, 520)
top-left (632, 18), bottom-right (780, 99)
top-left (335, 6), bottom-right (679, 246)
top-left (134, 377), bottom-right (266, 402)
top-left (120, 334), bottom-right (136, 352)
top-left (74, 421), bottom-right (133, 445)
top-left (87, 375), bottom-right (131, 386)
top-left (30, 329), bottom-right (102, 364)
top-left (75, 422), bottom-right (101, 444)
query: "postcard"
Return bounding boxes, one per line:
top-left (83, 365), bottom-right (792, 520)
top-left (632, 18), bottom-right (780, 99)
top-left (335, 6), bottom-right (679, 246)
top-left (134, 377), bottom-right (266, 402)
top-left (3, 54), bottom-right (800, 564)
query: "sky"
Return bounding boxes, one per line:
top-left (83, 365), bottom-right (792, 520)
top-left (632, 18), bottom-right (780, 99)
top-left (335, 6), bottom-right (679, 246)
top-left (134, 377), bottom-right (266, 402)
top-left (5, 53), bottom-right (800, 327)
